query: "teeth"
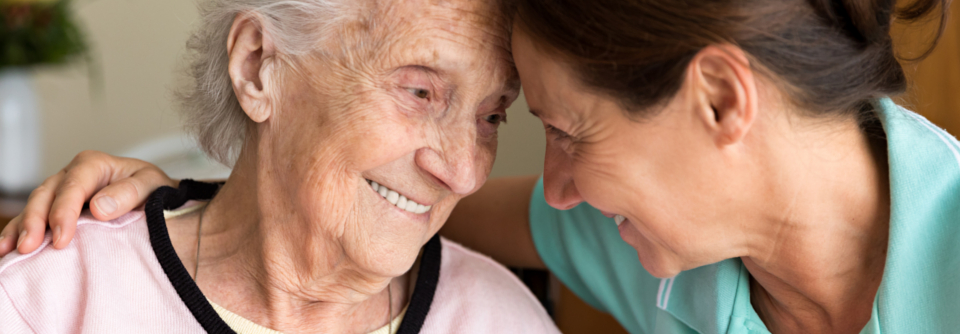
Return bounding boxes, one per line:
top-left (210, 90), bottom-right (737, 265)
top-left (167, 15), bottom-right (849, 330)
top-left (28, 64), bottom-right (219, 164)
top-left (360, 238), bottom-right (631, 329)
top-left (367, 180), bottom-right (432, 214)
top-left (614, 215), bottom-right (626, 226)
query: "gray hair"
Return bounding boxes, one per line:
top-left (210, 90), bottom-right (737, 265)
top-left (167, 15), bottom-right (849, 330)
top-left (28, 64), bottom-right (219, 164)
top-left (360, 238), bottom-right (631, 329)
top-left (177, 0), bottom-right (353, 165)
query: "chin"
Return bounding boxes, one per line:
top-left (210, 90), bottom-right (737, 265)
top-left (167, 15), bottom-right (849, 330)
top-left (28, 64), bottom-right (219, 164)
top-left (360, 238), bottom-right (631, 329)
top-left (352, 243), bottom-right (421, 278)
top-left (641, 264), bottom-right (681, 279)
top-left (636, 251), bottom-right (683, 278)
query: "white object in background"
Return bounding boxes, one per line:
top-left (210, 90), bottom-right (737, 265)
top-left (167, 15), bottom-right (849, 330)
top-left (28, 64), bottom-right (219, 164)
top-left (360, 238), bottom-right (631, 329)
top-left (0, 68), bottom-right (42, 194)
top-left (120, 133), bottom-right (232, 181)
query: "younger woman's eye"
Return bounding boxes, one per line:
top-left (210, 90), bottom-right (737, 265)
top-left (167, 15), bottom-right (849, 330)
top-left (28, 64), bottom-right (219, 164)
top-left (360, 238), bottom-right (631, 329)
top-left (406, 88), bottom-right (430, 99)
top-left (546, 124), bottom-right (571, 139)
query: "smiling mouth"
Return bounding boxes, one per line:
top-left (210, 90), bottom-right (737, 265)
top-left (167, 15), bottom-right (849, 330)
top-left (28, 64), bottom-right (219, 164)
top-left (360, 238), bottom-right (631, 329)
top-left (366, 179), bottom-right (432, 214)
top-left (614, 215), bottom-right (626, 226)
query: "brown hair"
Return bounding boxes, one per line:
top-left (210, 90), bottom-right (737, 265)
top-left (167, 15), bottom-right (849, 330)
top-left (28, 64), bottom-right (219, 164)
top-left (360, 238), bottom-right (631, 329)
top-left (512, 0), bottom-right (949, 118)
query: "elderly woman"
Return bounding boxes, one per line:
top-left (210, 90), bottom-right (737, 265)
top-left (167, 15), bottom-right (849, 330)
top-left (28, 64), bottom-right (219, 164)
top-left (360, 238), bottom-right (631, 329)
top-left (0, 0), bottom-right (559, 333)
top-left (6, 0), bottom-right (960, 333)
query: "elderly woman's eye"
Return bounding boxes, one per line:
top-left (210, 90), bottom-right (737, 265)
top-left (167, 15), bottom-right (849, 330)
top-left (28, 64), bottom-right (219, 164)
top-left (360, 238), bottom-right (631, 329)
top-left (484, 114), bottom-right (506, 124)
top-left (406, 88), bottom-right (430, 99)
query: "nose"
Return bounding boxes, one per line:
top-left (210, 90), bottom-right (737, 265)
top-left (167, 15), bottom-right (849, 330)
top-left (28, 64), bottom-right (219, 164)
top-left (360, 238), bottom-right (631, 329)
top-left (542, 142), bottom-right (583, 210)
top-left (416, 123), bottom-right (479, 195)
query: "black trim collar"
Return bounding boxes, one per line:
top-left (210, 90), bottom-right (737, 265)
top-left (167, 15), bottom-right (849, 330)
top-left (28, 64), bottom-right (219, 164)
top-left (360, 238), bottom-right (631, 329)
top-left (397, 231), bottom-right (441, 334)
top-left (145, 180), bottom-right (440, 334)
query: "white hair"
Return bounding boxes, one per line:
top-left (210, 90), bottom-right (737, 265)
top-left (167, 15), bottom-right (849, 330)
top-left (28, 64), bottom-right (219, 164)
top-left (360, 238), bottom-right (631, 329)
top-left (177, 0), bottom-right (353, 165)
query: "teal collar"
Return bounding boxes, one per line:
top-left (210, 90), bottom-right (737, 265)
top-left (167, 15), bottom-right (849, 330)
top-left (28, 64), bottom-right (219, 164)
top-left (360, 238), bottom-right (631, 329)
top-left (655, 257), bottom-right (768, 334)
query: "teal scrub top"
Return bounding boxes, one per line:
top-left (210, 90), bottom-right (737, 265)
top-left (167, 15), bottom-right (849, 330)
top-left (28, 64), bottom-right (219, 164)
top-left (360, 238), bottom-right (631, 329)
top-left (529, 98), bottom-right (960, 334)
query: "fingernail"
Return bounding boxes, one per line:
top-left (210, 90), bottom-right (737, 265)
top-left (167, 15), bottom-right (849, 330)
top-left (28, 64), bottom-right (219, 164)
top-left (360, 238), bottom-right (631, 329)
top-left (17, 230), bottom-right (26, 249)
top-left (53, 226), bottom-right (62, 247)
top-left (95, 196), bottom-right (118, 215)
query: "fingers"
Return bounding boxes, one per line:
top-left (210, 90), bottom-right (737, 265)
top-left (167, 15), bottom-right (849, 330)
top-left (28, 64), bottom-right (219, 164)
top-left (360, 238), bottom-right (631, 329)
top-left (0, 150), bottom-right (177, 255)
top-left (47, 152), bottom-right (119, 249)
top-left (0, 214), bottom-right (23, 256)
top-left (88, 167), bottom-right (174, 221)
top-left (10, 171), bottom-right (67, 253)
top-left (47, 151), bottom-right (175, 248)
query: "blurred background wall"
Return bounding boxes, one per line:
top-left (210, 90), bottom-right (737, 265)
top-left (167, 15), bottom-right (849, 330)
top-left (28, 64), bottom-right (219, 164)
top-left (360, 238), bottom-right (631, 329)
top-left (3, 0), bottom-right (958, 333)
top-left (32, 0), bottom-right (201, 178)
top-left (892, 2), bottom-right (960, 136)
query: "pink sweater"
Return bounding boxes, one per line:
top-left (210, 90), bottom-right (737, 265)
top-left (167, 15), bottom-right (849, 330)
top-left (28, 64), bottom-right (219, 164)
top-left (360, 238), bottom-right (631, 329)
top-left (0, 196), bottom-right (558, 333)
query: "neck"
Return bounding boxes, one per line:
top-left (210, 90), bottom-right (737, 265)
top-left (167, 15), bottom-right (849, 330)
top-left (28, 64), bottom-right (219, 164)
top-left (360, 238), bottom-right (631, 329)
top-left (742, 115), bottom-right (889, 333)
top-left (167, 145), bottom-right (410, 333)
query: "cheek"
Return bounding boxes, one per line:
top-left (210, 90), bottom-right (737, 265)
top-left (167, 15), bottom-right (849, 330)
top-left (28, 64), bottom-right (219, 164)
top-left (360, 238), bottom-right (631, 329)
top-left (337, 103), bottom-right (428, 173)
top-left (568, 143), bottom-right (632, 206)
top-left (568, 132), bottom-right (693, 245)
top-left (631, 129), bottom-right (719, 220)
top-left (474, 138), bottom-right (497, 188)
top-left (275, 79), bottom-right (429, 173)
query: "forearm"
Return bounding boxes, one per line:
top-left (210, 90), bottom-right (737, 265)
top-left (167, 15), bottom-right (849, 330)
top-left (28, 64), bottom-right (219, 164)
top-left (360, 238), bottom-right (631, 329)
top-left (441, 174), bottom-right (545, 269)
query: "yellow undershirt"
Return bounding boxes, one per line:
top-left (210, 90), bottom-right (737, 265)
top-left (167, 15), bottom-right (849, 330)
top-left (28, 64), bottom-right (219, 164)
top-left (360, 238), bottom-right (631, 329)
top-left (209, 300), bottom-right (407, 334)
top-left (164, 204), bottom-right (408, 334)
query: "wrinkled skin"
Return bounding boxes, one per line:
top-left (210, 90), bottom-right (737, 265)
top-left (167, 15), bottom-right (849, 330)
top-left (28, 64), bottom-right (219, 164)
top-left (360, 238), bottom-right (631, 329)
top-left (4, 0), bottom-right (520, 332)
top-left (263, 0), bottom-right (518, 281)
top-left (193, 0), bottom-right (520, 331)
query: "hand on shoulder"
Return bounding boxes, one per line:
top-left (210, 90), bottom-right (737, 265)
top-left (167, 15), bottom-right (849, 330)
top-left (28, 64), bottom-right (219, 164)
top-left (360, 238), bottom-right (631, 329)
top-left (0, 151), bottom-right (175, 256)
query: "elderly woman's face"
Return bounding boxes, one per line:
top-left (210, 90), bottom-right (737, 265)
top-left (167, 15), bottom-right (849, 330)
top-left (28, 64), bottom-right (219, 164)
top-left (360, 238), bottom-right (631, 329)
top-left (260, 0), bottom-right (518, 276)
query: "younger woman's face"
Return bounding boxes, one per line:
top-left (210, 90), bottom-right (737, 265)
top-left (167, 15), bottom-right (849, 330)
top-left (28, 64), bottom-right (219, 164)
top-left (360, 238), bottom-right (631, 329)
top-left (512, 29), bottom-right (746, 278)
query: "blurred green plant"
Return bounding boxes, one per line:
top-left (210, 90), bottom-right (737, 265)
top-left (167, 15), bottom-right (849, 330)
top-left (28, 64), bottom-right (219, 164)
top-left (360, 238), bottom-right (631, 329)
top-left (1, 0), bottom-right (87, 68)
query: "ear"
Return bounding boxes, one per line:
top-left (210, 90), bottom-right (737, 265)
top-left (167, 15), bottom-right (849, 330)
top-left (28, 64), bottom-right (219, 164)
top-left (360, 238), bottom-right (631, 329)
top-left (688, 44), bottom-right (758, 146)
top-left (227, 13), bottom-right (278, 123)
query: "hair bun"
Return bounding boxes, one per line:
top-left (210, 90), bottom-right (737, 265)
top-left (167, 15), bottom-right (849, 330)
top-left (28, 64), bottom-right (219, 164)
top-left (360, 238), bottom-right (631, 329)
top-left (809, 0), bottom-right (896, 44)
top-left (810, 0), bottom-right (947, 55)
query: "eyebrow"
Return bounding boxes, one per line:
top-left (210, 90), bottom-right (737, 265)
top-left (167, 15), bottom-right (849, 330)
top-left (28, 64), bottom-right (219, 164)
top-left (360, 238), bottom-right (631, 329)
top-left (528, 109), bottom-right (542, 118)
top-left (404, 64), bottom-right (441, 76)
top-left (504, 79), bottom-right (522, 95)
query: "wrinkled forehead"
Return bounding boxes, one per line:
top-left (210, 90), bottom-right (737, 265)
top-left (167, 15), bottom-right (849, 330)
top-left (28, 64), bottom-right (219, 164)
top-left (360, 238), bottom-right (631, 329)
top-left (340, 0), bottom-right (517, 88)
top-left (373, 0), bottom-right (512, 48)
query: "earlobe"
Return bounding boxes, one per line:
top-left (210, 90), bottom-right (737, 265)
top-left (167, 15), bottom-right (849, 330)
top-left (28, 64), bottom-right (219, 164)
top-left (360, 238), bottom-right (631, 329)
top-left (240, 58), bottom-right (276, 123)
top-left (227, 13), bottom-right (278, 124)
top-left (692, 45), bottom-right (758, 146)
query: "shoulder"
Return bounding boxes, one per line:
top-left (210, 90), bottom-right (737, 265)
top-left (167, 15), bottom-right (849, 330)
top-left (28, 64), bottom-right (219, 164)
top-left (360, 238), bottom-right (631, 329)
top-left (0, 209), bottom-right (151, 288)
top-left (879, 100), bottom-right (960, 167)
top-left (0, 210), bottom-right (149, 276)
top-left (420, 237), bottom-right (559, 333)
top-left (437, 237), bottom-right (542, 299)
top-left (876, 100), bottom-right (960, 221)
top-left (873, 99), bottom-right (960, 331)
top-left (0, 210), bottom-right (158, 333)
